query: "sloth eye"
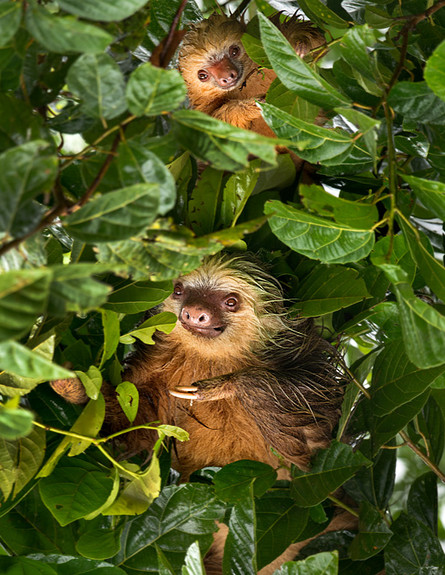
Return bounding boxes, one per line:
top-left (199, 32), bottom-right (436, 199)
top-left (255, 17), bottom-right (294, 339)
top-left (229, 45), bottom-right (240, 58)
top-left (173, 283), bottom-right (184, 297)
top-left (224, 295), bottom-right (239, 309)
top-left (197, 69), bottom-right (209, 81)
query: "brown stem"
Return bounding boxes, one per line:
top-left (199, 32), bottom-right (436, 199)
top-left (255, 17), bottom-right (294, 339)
top-left (158, 0), bottom-right (188, 68)
top-left (399, 430), bottom-right (445, 483)
top-left (233, 0), bottom-right (252, 19)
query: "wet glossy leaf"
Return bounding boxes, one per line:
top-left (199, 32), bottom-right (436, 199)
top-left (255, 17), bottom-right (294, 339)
top-left (265, 200), bottom-right (375, 264)
top-left (388, 82), bottom-right (445, 125)
top-left (291, 442), bottom-right (371, 507)
top-left (258, 13), bottom-right (351, 109)
top-left (21, 555), bottom-right (127, 574)
top-left (117, 484), bottom-right (225, 572)
top-left (182, 541), bottom-right (205, 575)
top-left (338, 25), bottom-right (381, 83)
top-left (66, 53), bottom-right (127, 120)
top-left (172, 109), bottom-right (277, 172)
top-left (127, 63), bottom-right (186, 116)
top-left (58, 0), bottom-right (149, 22)
top-left (64, 184), bottom-right (160, 243)
top-left (223, 490), bottom-right (257, 575)
top-left (402, 174), bottom-right (445, 220)
top-left (39, 457), bottom-right (115, 526)
top-left (214, 460), bottom-right (277, 503)
top-left (294, 265), bottom-right (370, 317)
top-left (26, 1), bottom-right (112, 54)
top-left (384, 513), bottom-right (445, 574)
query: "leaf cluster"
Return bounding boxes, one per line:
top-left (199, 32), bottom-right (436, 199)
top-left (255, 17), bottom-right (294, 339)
top-left (1, 0), bottom-right (445, 574)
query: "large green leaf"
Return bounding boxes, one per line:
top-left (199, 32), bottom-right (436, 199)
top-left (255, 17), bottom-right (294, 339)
top-left (338, 25), bottom-right (381, 83)
top-left (273, 551), bottom-right (339, 574)
top-left (291, 442), bottom-right (371, 507)
top-left (348, 501), bottom-right (392, 560)
top-left (388, 82), bottom-right (445, 125)
top-left (424, 39), bottom-right (445, 103)
top-left (0, 269), bottom-right (51, 342)
top-left (0, 2), bottom-right (22, 47)
top-left (261, 103), bottom-right (354, 165)
top-left (26, 1), bottom-right (112, 54)
top-left (256, 491), bottom-right (309, 571)
top-left (223, 489), bottom-right (257, 575)
top-left (0, 341), bottom-right (73, 380)
top-left (265, 200), bottom-right (375, 263)
top-left (294, 265), bottom-right (370, 317)
top-left (220, 159), bottom-right (261, 228)
top-left (39, 457), bottom-right (115, 526)
top-left (117, 484), bottom-right (225, 573)
top-left (258, 13), bottom-right (351, 109)
top-left (0, 141), bottom-right (57, 235)
top-left (188, 167), bottom-right (224, 235)
top-left (402, 174), bottom-right (445, 220)
top-left (58, 0), bottom-right (149, 21)
top-left (172, 109), bottom-right (277, 172)
top-left (102, 279), bottom-right (171, 314)
top-left (296, 0), bottom-right (348, 29)
top-left (64, 184), bottom-right (160, 243)
top-left (213, 460), bottom-right (277, 503)
top-left (126, 63), bottom-right (187, 117)
top-left (0, 426), bottom-right (45, 501)
top-left (1, 555), bottom-right (127, 574)
top-left (407, 472), bottom-right (438, 534)
top-left (0, 406), bottom-right (33, 440)
top-left (384, 513), bottom-right (445, 574)
top-left (66, 53), bottom-right (127, 120)
top-left (369, 340), bottom-right (445, 417)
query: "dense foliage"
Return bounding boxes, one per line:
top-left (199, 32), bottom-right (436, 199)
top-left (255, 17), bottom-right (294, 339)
top-left (1, 0), bottom-right (445, 573)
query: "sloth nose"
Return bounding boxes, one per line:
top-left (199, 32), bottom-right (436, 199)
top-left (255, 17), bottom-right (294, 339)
top-left (219, 71), bottom-right (238, 86)
top-left (181, 305), bottom-right (211, 327)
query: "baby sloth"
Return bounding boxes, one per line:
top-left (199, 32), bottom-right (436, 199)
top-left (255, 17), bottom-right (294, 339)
top-left (52, 253), bottom-right (345, 478)
top-left (178, 13), bottom-right (324, 136)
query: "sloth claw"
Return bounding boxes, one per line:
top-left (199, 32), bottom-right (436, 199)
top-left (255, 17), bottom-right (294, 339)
top-left (170, 386), bottom-right (201, 400)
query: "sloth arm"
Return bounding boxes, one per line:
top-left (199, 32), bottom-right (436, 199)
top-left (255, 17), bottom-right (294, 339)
top-left (211, 98), bottom-right (264, 129)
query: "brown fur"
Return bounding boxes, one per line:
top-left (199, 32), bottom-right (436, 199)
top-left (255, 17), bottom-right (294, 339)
top-left (51, 253), bottom-right (351, 572)
top-left (178, 14), bottom-right (325, 144)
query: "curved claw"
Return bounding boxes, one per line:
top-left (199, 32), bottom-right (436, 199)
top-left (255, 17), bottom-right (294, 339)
top-left (170, 386), bottom-right (201, 400)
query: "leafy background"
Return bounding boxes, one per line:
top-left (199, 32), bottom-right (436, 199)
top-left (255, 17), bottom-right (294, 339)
top-left (1, 0), bottom-right (445, 573)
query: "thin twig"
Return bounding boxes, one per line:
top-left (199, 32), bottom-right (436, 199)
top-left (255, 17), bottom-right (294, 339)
top-left (399, 430), bottom-right (445, 483)
top-left (158, 0), bottom-right (188, 68)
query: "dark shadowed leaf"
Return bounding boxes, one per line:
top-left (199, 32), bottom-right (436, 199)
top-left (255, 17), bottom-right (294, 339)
top-left (388, 82), bottom-right (445, 124)
top-left (0, 2), bottom-right (22, 47)
top-left (407, 472), bottom-right (438, 535)
top-left (402, 174), bottom-right (445, 220)
top-left (214, 460), bottom-right (277, 503)
top-left (223, 487), bottom-right (257, 575)
top-left (348, 501), bottom-right (392, 560)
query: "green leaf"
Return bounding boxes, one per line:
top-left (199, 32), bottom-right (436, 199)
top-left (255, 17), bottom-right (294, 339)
top-left (291, 442), bottom-right (371, 507)
top-left (0, 141), bottom-right (58, 235)
top-left (120, 311), bottom-right (177, 345)
top-left (258, 13), bottom-right (351, 109)
top-left (66, 53), bottom-right (127, 120)
top-left (349, 501), bottom-right (392, 560)
top-left (378, 265), bottom-right (445, 368)
top-left (398, 219), bottom-right (445, 302)
top-left (265, 200), bottom-right (375, 264)
top-left (25, 1), bottom-right (112, 54)
top-left (0, 269), bottom-right (51, 342)
top-left (100, 309), bottom-right (120, 367)
top-left (76, 527), bottom-right (123, 561)
top-left (242, 32), bottom-right (271, 68)
top-left (0, 407), bottom-right (33, 440)
top-left (256, 491), bottom-right (310, 571)
top-left (39, 457), bottom-right (115, 526)
top-left (58, 0), bottom-right (150, 22)
top-left (273, 551), bottom-right (339, 574)
top-left (338, 25), bottom-right (381, 83)
top-left (369, 340), bottom-right (445, 418)
top-left (0, 426), bottom-right (45, 500)
top-left (15, 555), bottom-right (127, 574)
top-left (384, 513), bottom-right (445, 574)
top-left (102, 279), bottom-right (171, 314)
top-left (76, 365), bottom-right (102, 401)
top-left (266, 78), bottom-right (321, 123)
top-left (388, 82), bottom-right (445, 125)
top-left (407, 472), bottom-right (438, 534)
top-left (0, 2), bottom-right (22, 47)
top-left (223, 488), bottom-right (257, 575)
top-left (118, 484), bottom-right (225, 572)
top-left (300, 184), bottom-right (378, 229)
top-left (172, 109), bottom-right (277, 172)
top-left (117, 142), bottom-right (176, 216)
top-left (220, 159), bottom-right (261, 228)
top-left (0, 341), bottom-right (73, 380)
top-left (0, 557), bottom-right (57, 575)
top-left (297, 0), bottom-right (348, 29)
top-left (182, 541), bottom-right (205, 575)
top-left (188, 167), bottom-right (224, 235)
top-left (261, 103), bottom-right (354, 165)
top-left (424, 39), bottom-right (445, 103)
top-left (402, 174), bottom-right (445, 220)
top-left (64, 184), bottom-right (160, 243)
top-left (214, 460), bottom-right (277, 503)
top-left (294, 264), bottom-right (370, 317)
top-left (116, 381), bottom-right (139, 424)
top-left (127, 63), bottom-right (187, 116)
